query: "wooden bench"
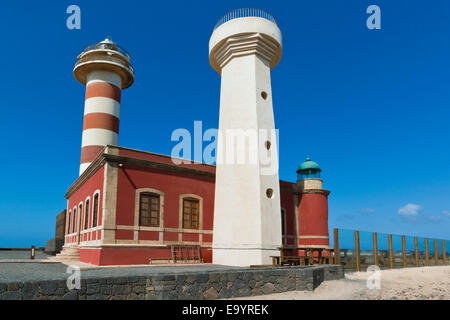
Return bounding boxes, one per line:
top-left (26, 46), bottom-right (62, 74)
top-left (149, 258), bottom-right (173, 265)
top-left (171, 245), bottom-right (203, 264)
top-left (148, 245), bottom-right (203, 264)
top-left (271, 255), bottom-right (313, 266)
top-left (271, 247), bottom-right (333, 266)
top-left (271, 255), bottom-right (281, 266)
top-left (271, 247), bottom-right (314, 266)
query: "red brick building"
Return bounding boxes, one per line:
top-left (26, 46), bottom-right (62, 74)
top-left (63, 146), bottom-right (330, 265)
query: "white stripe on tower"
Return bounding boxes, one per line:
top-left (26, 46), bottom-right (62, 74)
top-left (81, 129), bottom-right (119, 147)
top-left (79, 70), bottom-right (122, 175)
top-left (84, 97), bottom-right (120, 117)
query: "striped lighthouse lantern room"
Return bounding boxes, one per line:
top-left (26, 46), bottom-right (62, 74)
top-left (73, 37), bottom-right (134, 175)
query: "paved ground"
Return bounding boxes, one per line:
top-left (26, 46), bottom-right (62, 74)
top-left (0, 262), bottom-right (69, 283)
top-left (0, 262), bottom-right (247, 283)
top-left (2, 251), bottom-right (449, 300)
top-left (0, 250), bottom-right (50, 261)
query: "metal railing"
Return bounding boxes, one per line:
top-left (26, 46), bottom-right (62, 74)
top-left (80, 42), bottom-right (131, 60)
top-left (74, 54), bottom-right (134, 74)
top-left (213, 8), bottom-right (277, 30)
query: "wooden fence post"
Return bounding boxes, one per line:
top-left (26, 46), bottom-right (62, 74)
top-left (333, 228), bottom-right (340, 265)
top-left (373, 232), bottom-right (378, 266)
top-left (443, 240), bottom-right (447, 265)
top-left (355, 230), bottom-right (361, 272)
top-left (425, 238), bottom-right (429, 266)
top-left (434, 239), bottom-right (439, 265)
top-left (388, 234), bottom-right (394, 269)
top-left (402, 235), bottom-right (407, 268)
top-left (414, 237), bottom-right (419, 267)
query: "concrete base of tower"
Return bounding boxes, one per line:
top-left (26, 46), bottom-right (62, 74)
top-left (212, 247), bottom-right (279, 267)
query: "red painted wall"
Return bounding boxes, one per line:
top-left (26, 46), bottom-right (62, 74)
top-left (80, 246), bottom-right (214, 266)
top-left (297, 193), bottom-right (329, 247)
top-left (280, 185), bottom-right (297, 246)
top-left (80, 247), bottom-right (173, 265)
top-left (65, 166), bottom-right (104, 245)
top-left (115, 164), bottom-right (215, 230)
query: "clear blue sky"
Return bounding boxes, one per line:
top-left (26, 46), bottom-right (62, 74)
top-left (1, 0), bottom-right (449, 247)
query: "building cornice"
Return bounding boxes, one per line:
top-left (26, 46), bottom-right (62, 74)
top-left (213, 33), bottom-right (279, 71)
top-left (298, 189), bottom-right (331, 196)
top-left (65, 152), bottom-right (216, 199)
top-left (105, 154), bottom-right (216, 178)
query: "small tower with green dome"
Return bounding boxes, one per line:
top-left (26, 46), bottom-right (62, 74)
top-left (295, 156), bottom-right (330, 248)
top-left (296, 157), bottom-right (324, 190)
top-left (297, 157), bottom-right (321, 181)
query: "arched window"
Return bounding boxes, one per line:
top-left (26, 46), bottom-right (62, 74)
top-left (84, 199), bottom-right (90, 230)
top-left (72, 208), bottom-right (77, 234)
top-left (67, 210), bottom-right (72, 234)
top-left (78, 203), bottom-right (83, 231)
top-left (139, 192), bottom-right (160, 227)
top-left (182, 198), bottom-right (200, 229)
top-left (92, 193), bottom-right (99, 227)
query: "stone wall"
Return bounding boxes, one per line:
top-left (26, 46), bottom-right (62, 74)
top-left (45, 210), bottom-right (67, 255)
top-left (55, 210), bottom-right (66, 253)
top-left (44, 239), bottom-right (56, 255)
top-left (0, 265), bottom-right (343, 300)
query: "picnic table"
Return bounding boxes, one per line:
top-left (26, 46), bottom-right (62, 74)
top-left (299, 247), bottom-right (335, 264)
top-left (271, 247), bottom-right (335, 266)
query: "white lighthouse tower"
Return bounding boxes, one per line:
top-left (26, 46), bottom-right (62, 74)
top-left (209, 9), bottom-right (283, 266)
top-left (74, 37), bottom-right (134, 175)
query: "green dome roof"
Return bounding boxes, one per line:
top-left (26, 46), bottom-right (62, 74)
top-left (297, 157), bottom-right (321, 172)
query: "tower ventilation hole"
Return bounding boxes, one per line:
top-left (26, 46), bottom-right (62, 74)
top-left (265, 141), bottom-right (271, 150)
top-left (266, 188), bottom-right (274, 199)
top-left (261, 91), bottom-right (268, 100)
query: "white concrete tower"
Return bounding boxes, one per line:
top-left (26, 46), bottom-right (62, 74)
top-left (74, 37), bottom-right (134, 175)
top-left (209, 9), bottom-right (283, 266)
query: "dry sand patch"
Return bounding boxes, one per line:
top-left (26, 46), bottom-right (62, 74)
top-left (232, 266), bottom-right (450, 300)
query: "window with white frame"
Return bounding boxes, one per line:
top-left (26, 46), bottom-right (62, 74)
top-left (84, 198), bottom-right (90, 230)
top-left (92, 193), bottom-right (99, 228)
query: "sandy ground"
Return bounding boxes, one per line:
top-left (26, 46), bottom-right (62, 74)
top-left (235, 266), bottom-right (450, 300)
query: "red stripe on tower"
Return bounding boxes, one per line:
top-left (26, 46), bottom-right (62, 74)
top-left (85, 81), bottom-right (122, 103)
top-left (83, 113), bottom-right (120, 133)
top-left (80, 145), bottom-right (106, 164)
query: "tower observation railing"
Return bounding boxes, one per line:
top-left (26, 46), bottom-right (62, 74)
top-left (79, 42), bottom-right (131, 60)
top-left (213, 8), bottom-right (277, 30)
top-left (75, 42), bottom-right (134, 74)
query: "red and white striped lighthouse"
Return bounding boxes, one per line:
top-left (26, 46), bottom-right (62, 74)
top-left (296, 157), bottom-right (331, 248)
top-left (73, 37), bottom-right (134, 175)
